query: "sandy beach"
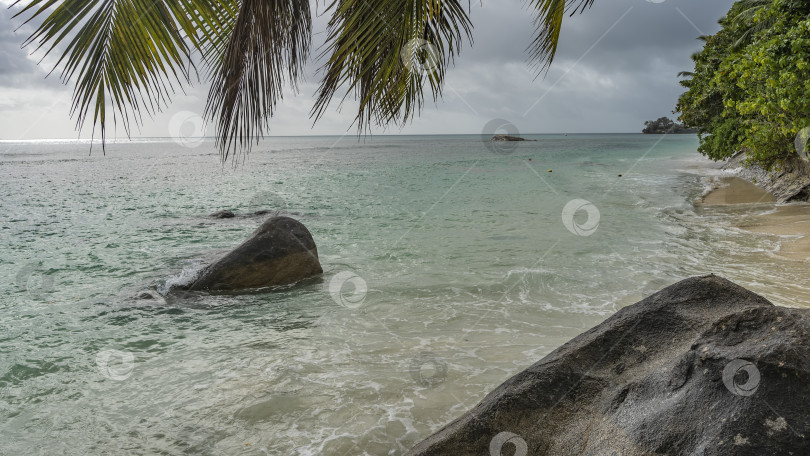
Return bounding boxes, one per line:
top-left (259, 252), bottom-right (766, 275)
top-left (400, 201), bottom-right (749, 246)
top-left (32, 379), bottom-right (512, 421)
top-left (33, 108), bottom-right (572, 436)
top-left (701, 176), bottom-right (810, 260)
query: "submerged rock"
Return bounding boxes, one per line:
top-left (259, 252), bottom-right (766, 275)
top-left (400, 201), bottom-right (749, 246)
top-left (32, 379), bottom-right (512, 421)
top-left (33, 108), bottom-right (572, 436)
top-left (187, 216), bottom-right (322, 292)
top-left (209, 210), bottom-right (236, 219)
top-left (407, 275), bottom-right (810, 455)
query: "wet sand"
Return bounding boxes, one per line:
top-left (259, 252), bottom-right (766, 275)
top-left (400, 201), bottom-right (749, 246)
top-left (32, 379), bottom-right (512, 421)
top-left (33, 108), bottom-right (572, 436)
top-left (699, 176), bottom-right (776, 205)
top-left (702, 177), bottom-right (810, 260)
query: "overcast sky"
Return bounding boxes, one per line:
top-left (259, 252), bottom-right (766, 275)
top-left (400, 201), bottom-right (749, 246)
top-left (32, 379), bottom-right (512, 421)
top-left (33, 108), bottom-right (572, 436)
top-left (0, 0), bottom-right (736, 139)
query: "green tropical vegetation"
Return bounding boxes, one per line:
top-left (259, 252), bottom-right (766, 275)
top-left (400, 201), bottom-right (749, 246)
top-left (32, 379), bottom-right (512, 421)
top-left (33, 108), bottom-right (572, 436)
top-left (677, 0), bottom-right (810, 169)
top-left (10, 0), bottom-right (595, 161)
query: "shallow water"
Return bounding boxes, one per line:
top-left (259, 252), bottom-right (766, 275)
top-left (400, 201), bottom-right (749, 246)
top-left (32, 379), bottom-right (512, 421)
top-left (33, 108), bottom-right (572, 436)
top-left (1, 134), bottom-right (808, 455)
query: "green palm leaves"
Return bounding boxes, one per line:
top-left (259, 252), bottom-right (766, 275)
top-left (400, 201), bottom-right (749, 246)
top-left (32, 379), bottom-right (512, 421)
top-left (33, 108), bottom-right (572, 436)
top-left (13, 0), bottom-right (234, 146)
top-left (205, 0), bottom-right (310, 161)
top-left (312, 0), bottom-right (471, 131)
top-left (11, 0), bottom-right (594, 161)
top-left (528, 0), bottom-right (594, 73)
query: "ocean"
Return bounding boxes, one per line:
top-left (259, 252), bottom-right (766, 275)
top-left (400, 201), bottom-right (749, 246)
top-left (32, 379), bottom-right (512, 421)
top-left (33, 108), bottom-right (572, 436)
top-left (2, 134), bottom-right (808, 455)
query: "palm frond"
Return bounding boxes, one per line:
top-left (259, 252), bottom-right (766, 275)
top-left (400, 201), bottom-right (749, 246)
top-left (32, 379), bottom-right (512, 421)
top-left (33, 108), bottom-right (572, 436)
top-left (729, 0), bottom-right (770, 49)
top-left (312, 0), bottom-right (473, 132)
top-left (527, 0), bottom-right (595, 74)
top-left (13, 0), bottom-right (234, 148)
top-left (731, 0), bottom-right (769, 23)
top-left (204, 0), bottom-right (311, 162)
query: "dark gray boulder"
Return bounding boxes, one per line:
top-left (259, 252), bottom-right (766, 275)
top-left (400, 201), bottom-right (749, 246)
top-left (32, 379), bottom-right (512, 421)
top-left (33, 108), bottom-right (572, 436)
top-left (407, 275), bottom-right (810, 456)
top-left (187, 216), bottom-right (322, 292)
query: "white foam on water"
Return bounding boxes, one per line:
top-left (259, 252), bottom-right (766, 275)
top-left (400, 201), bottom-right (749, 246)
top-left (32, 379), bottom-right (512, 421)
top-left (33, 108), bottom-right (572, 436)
top-left (159, 259), bottom-right (208, 294)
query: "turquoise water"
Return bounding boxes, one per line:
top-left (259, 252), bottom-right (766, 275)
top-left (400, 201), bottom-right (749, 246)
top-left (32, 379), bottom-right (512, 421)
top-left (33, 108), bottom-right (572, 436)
top-left (2, 134), bottom-right (809, 455)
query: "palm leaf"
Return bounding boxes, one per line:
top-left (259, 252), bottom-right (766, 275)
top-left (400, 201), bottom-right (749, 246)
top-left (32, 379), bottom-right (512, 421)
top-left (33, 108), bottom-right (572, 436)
top-left (12, 0), bottom-right (596, 162)
top-left (13, 0), bottom-right (236, 147)
top-left (204, 0), bottom-right (311, 162)
top-left (312, 0), bottom-right (473, 133)
top-left (729, 0), bottom-right (770, 49)
top-left (527, 0), bottom-right (595, 74)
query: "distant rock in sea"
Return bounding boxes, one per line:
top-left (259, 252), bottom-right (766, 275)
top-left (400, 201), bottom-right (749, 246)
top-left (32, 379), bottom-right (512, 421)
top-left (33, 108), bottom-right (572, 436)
top-left (491, 135), bottom-right (534, 142)
top-left (208, 209), bottom-right (287, 219)
top-left (186, 216), bottom-right (322, 292)
top-left (407, 275), bottom-right (810, 456)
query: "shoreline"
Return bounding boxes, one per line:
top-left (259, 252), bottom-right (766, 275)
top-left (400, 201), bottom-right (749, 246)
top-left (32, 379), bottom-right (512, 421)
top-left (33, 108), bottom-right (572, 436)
top-left (700, 174), bottom-right (810, 261)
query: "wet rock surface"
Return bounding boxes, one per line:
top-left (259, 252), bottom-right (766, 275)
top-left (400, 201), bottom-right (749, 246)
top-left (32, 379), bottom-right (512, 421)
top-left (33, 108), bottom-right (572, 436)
top-left (407, 275), bottom-right (810, 456)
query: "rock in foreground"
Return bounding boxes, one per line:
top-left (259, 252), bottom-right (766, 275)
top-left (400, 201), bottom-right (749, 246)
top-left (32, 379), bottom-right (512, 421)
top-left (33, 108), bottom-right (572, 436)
top-left (407, 275), bottom-right (810, 455)
top-left (187, 216), bottom-right (322, 292)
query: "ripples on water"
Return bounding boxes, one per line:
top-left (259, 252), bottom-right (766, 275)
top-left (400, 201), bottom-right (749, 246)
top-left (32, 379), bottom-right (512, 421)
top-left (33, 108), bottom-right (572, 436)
top-left (1, 135), bottom-right (808, 455)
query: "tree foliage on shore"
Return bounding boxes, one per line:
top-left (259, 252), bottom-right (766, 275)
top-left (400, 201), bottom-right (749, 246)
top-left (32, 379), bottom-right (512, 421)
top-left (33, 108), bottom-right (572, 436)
top-left (642, 117), bottom-right (696, 134)
top-left (677, 0), bottom-right (810, 168)
top-left (10, 0), bottom-right (595, 162)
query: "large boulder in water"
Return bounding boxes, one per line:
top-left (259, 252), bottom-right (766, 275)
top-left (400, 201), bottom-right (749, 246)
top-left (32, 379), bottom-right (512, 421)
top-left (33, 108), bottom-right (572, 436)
top-left (407, 275), bottom-right (810, 455)
top-left (187, 216), bottom-right (322, 292)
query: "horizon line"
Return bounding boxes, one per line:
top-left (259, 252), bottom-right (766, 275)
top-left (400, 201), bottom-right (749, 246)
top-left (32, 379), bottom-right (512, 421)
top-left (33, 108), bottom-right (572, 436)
top-left (0, 132), bottom-right (663, 142)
